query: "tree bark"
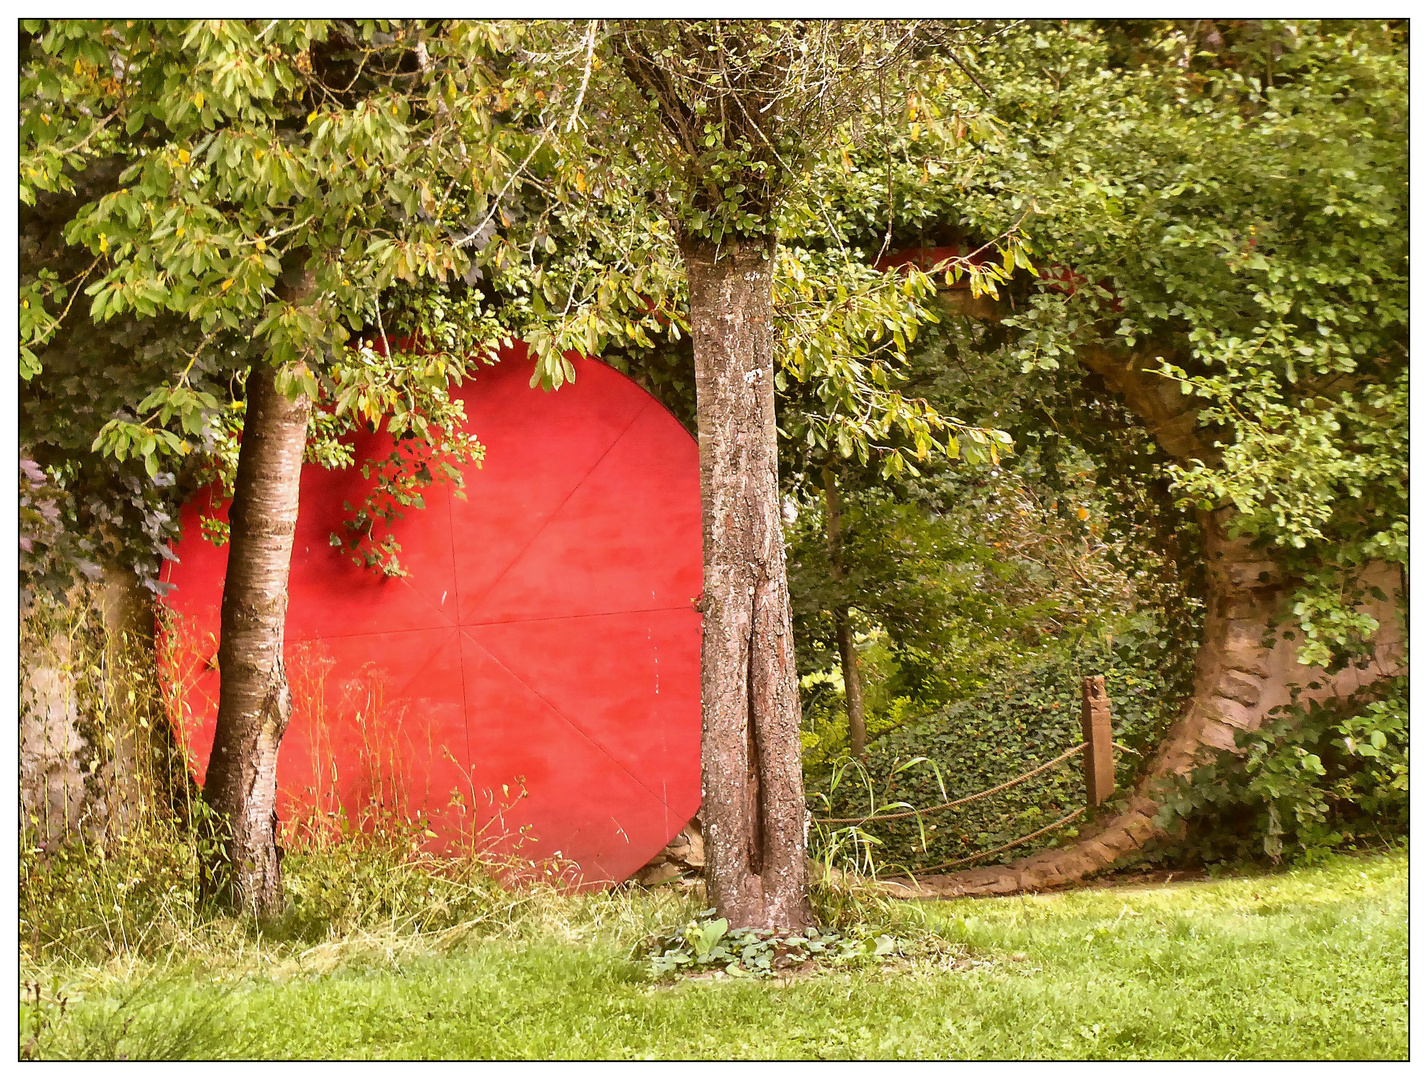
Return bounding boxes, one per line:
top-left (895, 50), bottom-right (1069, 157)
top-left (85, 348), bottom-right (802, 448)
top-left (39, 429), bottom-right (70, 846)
top-left (681, 235), bottom-right (814, 930)
top-left (835, 618), bottom-right (866, 759)
top-left (899, 338), bottom-right (1405, 899)
top-left (96, 563), bottom-right (159, 833)
top-left (821, 465), bottom-right (866, 759)
top-left (201, 365), bottom-right (310, 916)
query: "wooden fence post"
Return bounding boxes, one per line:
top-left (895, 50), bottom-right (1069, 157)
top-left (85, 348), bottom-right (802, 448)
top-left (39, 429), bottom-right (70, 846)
top-left (1081, 675), bottom-right (1115, 807)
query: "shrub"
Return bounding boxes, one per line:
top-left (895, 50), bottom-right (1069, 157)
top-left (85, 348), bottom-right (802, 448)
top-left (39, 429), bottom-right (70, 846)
top-left (806, 621), bottom-right (1189, 873)
top-left (1158, 675), bottom-right (1409, 865)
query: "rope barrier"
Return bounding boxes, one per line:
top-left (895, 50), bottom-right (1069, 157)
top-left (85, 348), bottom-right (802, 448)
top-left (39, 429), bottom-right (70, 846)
top-left (813, 741), bottom-right (1088, 825)
top-left (897, 806), bottom-right (1088, 876)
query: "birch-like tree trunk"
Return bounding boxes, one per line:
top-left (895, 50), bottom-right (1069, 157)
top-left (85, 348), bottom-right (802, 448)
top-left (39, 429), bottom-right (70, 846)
top-left (201, 364), bottom-right (310, 916)
top-left (682, 235), bottom-right (813, 929)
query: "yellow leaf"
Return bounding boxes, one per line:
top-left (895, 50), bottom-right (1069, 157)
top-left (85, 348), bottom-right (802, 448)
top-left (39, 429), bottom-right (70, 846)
top-left (193, 91), bottom-right (204, 110)
top-left (1076, 507), bottom-right (1090, 521)
top-left (178, 148), bottom-right (190, 163)
top-left (254, 238), bottom-right (266, 251)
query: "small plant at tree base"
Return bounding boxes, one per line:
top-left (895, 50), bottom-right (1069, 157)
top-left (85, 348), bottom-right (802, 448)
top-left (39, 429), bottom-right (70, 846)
top-left (638, 909), bottom-right (965, 981)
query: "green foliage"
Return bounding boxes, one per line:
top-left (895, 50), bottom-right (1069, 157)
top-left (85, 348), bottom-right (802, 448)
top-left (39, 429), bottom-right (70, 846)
top-left (588, 21), bottom-right (939, 247)
top-left (19, 19), bottom-right (530, 591)
top-left (641, 913), bottom-right (960, 981)
top-left (19, 19), bottom-right (1037, 591)
top-left (489, 20), bottom-right (1023, 478)
top-left (784, 302), bottom-right (1197, 771)
top-left (1158, 676), bottom-right (1409, 865)
top-left (21, 978), bottom-right (251, 1061)
top-left (787, 24), bottom-right (1407, 847)
top-left (21, 21), bottom-right (1409, 930)
top-left (948, 19), bottom-right (1407, 668)
top-left (794, 16), bottom-right (1404, 693)
top-left (788, 445), bottom-right (1152, 736)
top-left (19, 456), bottom-right (102, 601)
top-left (20, 587), bottom-right (216, 964)
top-left (774, 251), bottom-right (1012, 478)
top-left (809, 624), bottom-right (1190, 872)
top-left (27, 20), bottom-right (497, 346)
top-left (23, 726), bottom-right (552, 968)
top-left (21, 595), bottom-right (530, 969)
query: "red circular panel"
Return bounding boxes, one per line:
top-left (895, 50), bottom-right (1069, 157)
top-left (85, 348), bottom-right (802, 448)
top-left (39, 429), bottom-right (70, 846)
top-left (161, 346), bottom-right (703, 887)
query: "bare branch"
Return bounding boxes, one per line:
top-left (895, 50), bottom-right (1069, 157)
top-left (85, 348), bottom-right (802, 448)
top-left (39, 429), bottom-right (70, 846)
top-left (566, 20), bottom-right (600, 132)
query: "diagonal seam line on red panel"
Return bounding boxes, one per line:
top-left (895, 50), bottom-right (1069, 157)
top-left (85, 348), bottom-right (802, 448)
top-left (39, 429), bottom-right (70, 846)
top-left (461, 399), bottom-right (654, 621)
top-left (305, 627), bottom-right (465, 802)
top-left (311, 625), bottom-right (464, 823)
top-left (462, 604), bottom-right (695, 628)
top-left (458, 627), bottom-right (671, 812)
top-left (397, 572), bottom-right (460, 628)
top-left (337, 625), bottom-right (461, 705)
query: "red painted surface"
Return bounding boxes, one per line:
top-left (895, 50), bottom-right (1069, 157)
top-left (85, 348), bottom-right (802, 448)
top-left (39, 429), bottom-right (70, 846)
top-left (160, 346), bottom-right (703, 887)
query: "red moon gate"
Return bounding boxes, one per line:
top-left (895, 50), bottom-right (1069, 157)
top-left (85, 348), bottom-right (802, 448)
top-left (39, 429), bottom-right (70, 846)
top-left (161, 347), bottom-right (703, 887)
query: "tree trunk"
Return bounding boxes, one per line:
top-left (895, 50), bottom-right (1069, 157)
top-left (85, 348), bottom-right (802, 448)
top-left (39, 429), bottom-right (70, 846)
top-left (96, 563), bottom-right (159, 833)
top-left (835, 617), bottom-right (866, 759)
top-left (900, 340), bottom-right (1405, 899)
top-left (821, 465), bottom-right (866, 758)
top-left (19, 567), bottom-right (169, 847)
top-left (681, 235), bottom-right (813, 930)
top-left (201, 365), bottom-right (310, 916)
top-left (101, 563), bottom-right (203, 825)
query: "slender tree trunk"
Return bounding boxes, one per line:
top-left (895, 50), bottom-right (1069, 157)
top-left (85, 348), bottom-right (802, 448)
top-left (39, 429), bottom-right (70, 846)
top-left (681, 235), bottom-right (813, 930)
top-left (202, 365), bottom-right (310, 916)
top-left (835, 618), bottom-right (866, 758)
top-left (821, 465), bottom-right (866, 758)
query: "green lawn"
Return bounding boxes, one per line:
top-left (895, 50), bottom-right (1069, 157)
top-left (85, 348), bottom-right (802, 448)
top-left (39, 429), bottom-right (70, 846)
top-left (22, 848), bottom-right (1407, 1060)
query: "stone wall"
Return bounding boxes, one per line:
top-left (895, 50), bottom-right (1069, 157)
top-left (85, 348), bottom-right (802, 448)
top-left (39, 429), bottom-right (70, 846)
top-left (634, 815), bottom-right (705, 887)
